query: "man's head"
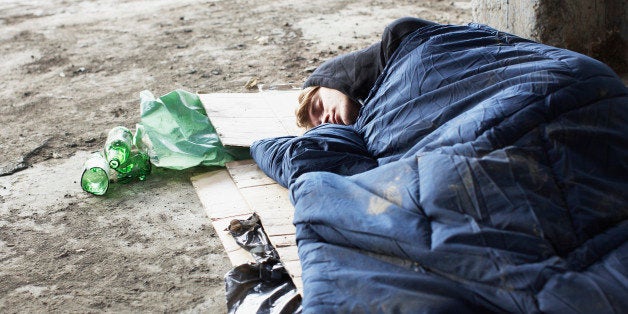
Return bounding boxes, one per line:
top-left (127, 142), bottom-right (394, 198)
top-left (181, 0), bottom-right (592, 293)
top-left (296, 86), bottom-right (360, 129)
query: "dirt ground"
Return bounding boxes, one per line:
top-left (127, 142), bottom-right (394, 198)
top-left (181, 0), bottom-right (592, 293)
top-left (0, 0), bottom-right (475, 312)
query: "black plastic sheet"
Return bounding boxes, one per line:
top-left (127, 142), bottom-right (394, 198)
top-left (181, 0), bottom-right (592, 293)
top-left (224, 214), bottom-right (301, 314)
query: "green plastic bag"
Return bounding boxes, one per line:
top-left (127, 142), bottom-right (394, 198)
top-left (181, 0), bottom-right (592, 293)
top-left (134, 89), bottom-right (249, 170)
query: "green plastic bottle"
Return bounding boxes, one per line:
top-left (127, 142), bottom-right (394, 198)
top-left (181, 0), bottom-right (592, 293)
top-left (81, 152), bottom-right (110, 195)
top-left (116, 151), bottom-right (152, 183)
top-left (105, 126), bottom-right (133, 169)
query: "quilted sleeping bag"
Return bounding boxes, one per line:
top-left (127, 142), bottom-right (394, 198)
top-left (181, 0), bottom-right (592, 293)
top-left (251, 23), bottom-right (628, 313)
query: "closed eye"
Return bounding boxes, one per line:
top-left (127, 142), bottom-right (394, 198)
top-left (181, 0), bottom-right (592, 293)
top-left (309, 95), bottom-right (324, 126)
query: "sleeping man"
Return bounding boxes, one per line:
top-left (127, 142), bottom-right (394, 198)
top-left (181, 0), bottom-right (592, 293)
top-left (251, 17), bottom-right (628, 313)
top-left (295, 17), bottom-right (435, 129)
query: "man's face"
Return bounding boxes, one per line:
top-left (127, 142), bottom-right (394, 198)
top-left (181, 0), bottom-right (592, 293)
top-left (308, 87), bottom-right (360, 127)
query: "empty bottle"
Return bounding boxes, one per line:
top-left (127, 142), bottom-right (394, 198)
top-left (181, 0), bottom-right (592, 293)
top-left (105, 126), bottom-right (133, 169)
top-left (115, 151), bottom-right (152, 183)
top-left (81, 152), bottom-right (110, 195)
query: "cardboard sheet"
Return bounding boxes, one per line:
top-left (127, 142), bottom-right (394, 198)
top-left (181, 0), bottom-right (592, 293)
top-left (193, 90), bottom-right (303, 293)
top-left (190, 169), bottom-right (255, 266)
top-left (191, 160), bottom-right (302, 293)
top-left (198, 90), bottom-right (303, 147)
top-left (226, 160), bottom-right (302, 292)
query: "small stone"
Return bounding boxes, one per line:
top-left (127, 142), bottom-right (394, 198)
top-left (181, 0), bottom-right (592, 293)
top-left (244, 77), bottom-right (259, 90)
top-left (256, 36), bottom-right (270, 45)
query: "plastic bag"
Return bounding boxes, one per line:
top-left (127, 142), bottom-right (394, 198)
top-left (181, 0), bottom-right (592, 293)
top-left (134, 89), bottom-right (249, 170)
top-left (227, 214), bottom-right (279, 263)
top-left (225, 214), bottom-right (302, 313)
top-left (225, 262), bottom-right (302, 314)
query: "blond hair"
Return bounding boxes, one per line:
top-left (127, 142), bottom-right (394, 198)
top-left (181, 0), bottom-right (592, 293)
top-left (295, 86), bottom-right (320, 129)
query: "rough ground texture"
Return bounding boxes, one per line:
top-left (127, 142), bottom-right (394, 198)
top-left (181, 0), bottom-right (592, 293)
top-left (0, 0), bottom-right (472, 312)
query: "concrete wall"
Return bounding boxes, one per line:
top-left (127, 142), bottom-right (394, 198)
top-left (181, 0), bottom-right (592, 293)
top-left (471, 0), bottom-right (627, 73)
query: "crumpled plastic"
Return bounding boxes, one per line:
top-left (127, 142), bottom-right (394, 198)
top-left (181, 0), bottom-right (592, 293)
top-left (134, 89), bottom-right (249, 170)
top-left (227, 214), bottom-right (279, 263)
top-left (225, 214), bottom-right (301, 314)
top-left (225, 262), bottom-right (301, 314)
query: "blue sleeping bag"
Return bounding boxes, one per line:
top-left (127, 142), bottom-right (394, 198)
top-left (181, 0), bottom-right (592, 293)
top-left (251, 23), bottom-right (628, 313)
